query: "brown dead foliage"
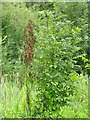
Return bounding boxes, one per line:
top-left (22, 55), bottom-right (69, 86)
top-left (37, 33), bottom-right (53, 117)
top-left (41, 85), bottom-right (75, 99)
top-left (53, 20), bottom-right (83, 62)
top-left (21, 20), bottom-right (35, 68)
top-left (20, 20), bottom-right (36, 112)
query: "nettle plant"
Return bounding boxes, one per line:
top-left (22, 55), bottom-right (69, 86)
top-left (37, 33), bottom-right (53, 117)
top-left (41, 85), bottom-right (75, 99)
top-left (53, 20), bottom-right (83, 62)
top-left (30, 8), bottom-right (82, 117)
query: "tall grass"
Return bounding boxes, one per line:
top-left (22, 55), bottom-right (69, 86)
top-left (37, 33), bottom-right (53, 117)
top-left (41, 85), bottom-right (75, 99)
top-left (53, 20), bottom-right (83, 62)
top-left (0, 73), bottom-right (37, 118)
top-left (0, 73), bottom-right (88, 118)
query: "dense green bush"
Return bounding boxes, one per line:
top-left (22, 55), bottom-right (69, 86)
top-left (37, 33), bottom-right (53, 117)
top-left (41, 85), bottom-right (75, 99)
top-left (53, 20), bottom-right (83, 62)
top-left (29, 6), bottom-right (88, 116)
top-left (2, 3), bottom-right (38, 75)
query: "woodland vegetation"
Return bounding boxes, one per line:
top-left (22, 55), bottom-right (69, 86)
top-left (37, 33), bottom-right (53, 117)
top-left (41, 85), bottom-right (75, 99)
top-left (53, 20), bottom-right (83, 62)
top-left (0, 2), bottom-right (89, 118)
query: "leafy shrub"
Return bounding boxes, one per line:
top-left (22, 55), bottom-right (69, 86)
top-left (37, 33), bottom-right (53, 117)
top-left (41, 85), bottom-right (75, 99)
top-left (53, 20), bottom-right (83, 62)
top-left (30, 8), bottom-right (88, 117)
